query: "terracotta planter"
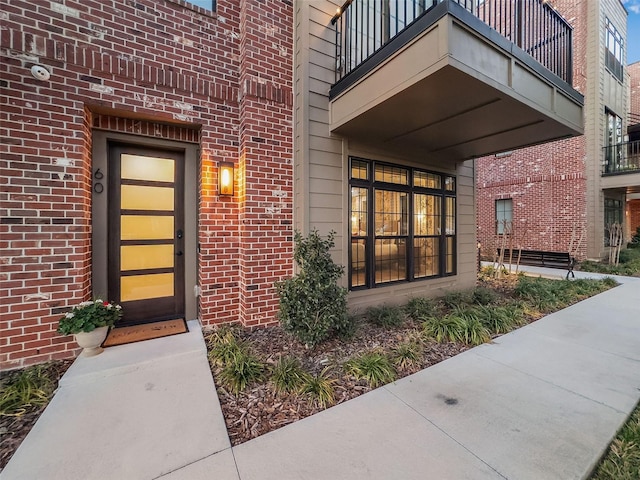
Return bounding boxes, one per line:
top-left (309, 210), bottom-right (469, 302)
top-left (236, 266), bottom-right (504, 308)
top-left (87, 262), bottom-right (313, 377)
top-left (74, 326), bottom-right (109, 357)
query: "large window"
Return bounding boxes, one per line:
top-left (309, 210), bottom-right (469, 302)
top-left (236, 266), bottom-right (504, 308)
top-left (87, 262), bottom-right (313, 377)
top-left (605, 18), bottom-right (624, 82)
top-left (349, 158), bottom-right (456, 289)
top-left (604, 109), bottom-right (623, 173)
top-left (604, 198), bottom-right (623, 246)
top-left (495, 199), bottom-right (513, 235)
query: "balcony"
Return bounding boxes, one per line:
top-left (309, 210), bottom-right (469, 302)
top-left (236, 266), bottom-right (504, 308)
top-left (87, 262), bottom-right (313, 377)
top-left (601, 140), bottom-right (640, 194)
top-left (329, 0), bottom-right (584, 161)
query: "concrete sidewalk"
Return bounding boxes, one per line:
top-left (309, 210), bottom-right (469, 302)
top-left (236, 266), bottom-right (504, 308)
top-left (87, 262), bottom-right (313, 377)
top-left (2, 271), bottom-right (639, 480)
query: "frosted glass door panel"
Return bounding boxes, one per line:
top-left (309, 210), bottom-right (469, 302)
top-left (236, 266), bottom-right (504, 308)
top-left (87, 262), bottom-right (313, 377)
top-left (121, 215), bottom-right (174, 240)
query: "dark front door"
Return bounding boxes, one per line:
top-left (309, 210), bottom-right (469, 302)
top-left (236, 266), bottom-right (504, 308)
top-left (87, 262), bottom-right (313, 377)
top-left (108, 143), bottom-right (185, 325)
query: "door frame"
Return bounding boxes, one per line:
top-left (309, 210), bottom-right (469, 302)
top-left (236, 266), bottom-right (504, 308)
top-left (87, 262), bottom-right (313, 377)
top-left (92, 130), bottom-right (198, 322)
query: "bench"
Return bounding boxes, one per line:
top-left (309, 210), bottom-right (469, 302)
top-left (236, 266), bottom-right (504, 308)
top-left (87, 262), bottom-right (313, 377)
top-left (497, 249), bottom-right (575, 279)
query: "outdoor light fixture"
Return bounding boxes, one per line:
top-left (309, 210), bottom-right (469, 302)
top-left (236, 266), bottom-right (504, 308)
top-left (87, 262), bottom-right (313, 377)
top-left (219, 162), bottom-right (234, 196)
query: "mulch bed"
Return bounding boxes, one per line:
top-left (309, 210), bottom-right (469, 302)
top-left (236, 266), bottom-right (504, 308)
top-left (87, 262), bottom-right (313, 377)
top-left (0, 360), bottom-right (72, 469)
top-left (214, 322), bottom-right (469, 446)
top-left (211, 275), bottom-right (545, 446)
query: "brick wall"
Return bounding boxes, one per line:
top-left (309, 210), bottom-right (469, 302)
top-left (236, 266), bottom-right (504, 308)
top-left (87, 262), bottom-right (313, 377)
top-left (0, 0), bottom-right (293, 369)
top-left (629, 62), bottom-right (640, 123)
top-left (476, 0), bottom-right (590, 260)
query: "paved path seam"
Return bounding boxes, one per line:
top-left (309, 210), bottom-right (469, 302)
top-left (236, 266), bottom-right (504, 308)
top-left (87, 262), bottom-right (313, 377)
top-left (382, 383), bottom-right (511, 480)
top-left (472, 351), bottom-right (631, 415)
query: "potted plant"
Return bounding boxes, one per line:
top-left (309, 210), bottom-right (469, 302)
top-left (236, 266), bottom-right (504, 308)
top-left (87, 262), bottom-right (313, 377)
top-left (57, 299), bottom-right (123, 357)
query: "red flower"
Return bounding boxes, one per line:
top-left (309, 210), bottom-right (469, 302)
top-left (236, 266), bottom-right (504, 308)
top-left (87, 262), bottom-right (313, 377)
top-left (103, 301), bottom-right (109, 306)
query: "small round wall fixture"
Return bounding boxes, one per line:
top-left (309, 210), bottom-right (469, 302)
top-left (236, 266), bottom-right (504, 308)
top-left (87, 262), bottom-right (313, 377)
top-left (30, 64), bottom-right (51, 81)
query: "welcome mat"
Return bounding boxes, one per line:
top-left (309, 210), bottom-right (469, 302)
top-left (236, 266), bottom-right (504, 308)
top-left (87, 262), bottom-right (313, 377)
top-left (103, 319), bottom-right (188, 347)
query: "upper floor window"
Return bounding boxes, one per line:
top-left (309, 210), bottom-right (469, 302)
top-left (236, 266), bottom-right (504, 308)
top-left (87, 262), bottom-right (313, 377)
top-left (605, 18), bottom-right (623, 82)
top-left (604, 109), bottom-right (623, 173)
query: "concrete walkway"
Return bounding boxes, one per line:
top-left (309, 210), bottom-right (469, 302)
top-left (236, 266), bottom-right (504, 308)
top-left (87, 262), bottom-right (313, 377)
top-left (2, 269), bottom-right (639, 480)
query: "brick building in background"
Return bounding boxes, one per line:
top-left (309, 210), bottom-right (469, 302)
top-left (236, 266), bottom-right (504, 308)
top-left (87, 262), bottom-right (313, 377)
top-left (1, 0), bottom-right (294, 369)
top-left (2, 0), bottom-right (585, 369)
top-left (477, 0), bottom-right (637, 261)
top-left (628, 61), bottom-right (640, 233)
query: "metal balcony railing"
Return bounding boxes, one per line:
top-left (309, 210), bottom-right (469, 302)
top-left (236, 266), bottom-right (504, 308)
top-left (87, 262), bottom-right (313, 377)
top-left (331, 0), bottom-right (573, 85)
top-left (602, 140), bottom-right (640, 175)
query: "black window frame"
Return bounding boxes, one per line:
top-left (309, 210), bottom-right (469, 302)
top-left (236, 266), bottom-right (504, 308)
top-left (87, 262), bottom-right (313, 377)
top-left (604, 198), bottom-right (623, 246)
top-left (348, 157), bottom-right (456, 291)
top-left (495, 198), bottom-right (513, 235)
top-left (605, 18), bottom-right (624, 82)
top-left (604, 108), bottom-right (623, 173)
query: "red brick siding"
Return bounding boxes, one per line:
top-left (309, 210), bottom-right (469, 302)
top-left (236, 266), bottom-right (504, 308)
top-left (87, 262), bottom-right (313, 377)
top-left (0, 0), bottom-right (293, 369)
top-left (477, 138), bottom-right (587, 258)
top-left (629, 62), bottom-right (640, 123)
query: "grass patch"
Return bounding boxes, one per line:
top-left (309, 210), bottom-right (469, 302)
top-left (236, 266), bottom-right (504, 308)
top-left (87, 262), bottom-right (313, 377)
top-left (0, 365), bottom-right (55, 417)
top-left (580, 248), bottom-right (640, 277)
top-left (219, 348), bottom-right (265, 394)
top-left (591, 401), bottom-right (640, 480)
top-left (515, 276), bottom-right (615, 314)
top-left (422, 315), bottom-right (466, 343)
top-left (208, 334), bottom-right (246, 368)
top-left (391, 340), bottom-right (423, 371)
top-left (476, 304), bottom-right (525, 334)
top-left (300, 367), bottom-right (336, 408)
top-left (459, 317), bottom-right (491, 346)
top-left (271, 356), bottom-right (309, 394)
top-left (345, 352), bottom-right (397, 388)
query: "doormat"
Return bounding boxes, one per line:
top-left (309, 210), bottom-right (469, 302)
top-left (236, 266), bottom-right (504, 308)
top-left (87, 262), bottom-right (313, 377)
top-left (103, 319), bottom-right (188, 347)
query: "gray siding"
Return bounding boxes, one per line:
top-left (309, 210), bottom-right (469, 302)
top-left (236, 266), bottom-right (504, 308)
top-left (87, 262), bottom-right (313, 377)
top-left (295, 0), bottom-right (477, 301)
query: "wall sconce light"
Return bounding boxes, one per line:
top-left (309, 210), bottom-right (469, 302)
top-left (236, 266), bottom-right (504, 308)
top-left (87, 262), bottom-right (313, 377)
top-left (219, 162), bottom-right (234, 196)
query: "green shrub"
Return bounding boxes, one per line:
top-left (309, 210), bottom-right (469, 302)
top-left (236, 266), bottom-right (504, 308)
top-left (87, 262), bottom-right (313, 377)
top-left (219, 348), bottom-right (265, 394)
top-left (404, 297), bottom-right (437, 320)
top-left (300, 367), bottom-right (336, 408)
top-left (391, 341), bottom-right (423, 371)
top-left (276, 230), bottom-right (350, 347)
top-left (472, 286), bottom-right (498, 305)
top-left (365, 304), bottom-right (405, 328)
top-left (422, 315), bottom-right (465, 343)
top-left (271, 357), bottom-right (309, 394)
top-left (0, 365), bottom-right (54, 417)
top-left (345, 352), bottom-right (396, 388)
